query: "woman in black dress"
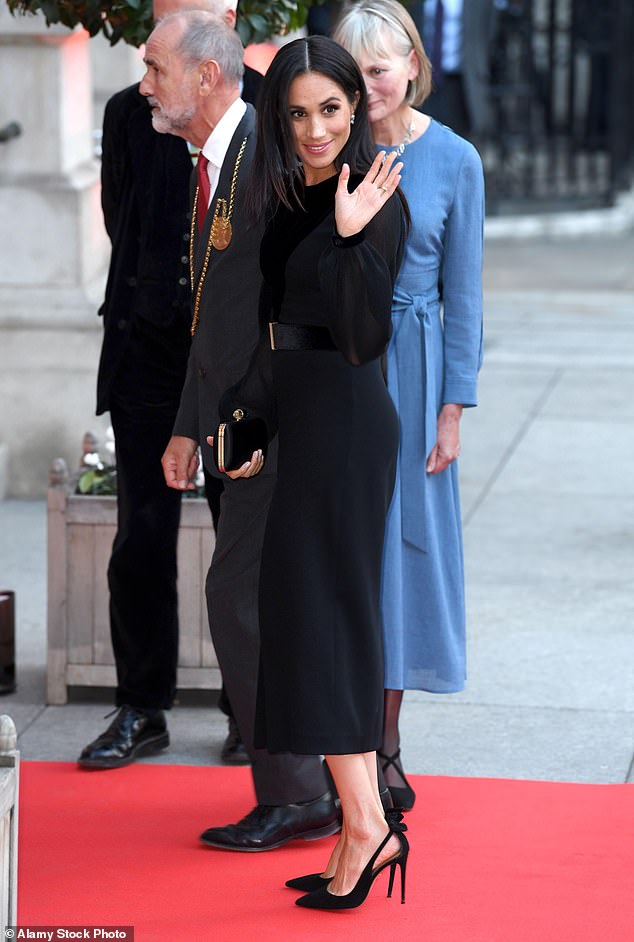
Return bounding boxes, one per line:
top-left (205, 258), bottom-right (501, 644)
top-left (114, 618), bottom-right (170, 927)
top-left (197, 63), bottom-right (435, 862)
top-left (214, 36), bottom-right (409, 910)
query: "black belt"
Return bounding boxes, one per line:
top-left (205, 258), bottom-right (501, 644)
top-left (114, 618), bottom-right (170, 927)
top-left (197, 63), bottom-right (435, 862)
top-left (268, 321), bottom-right (336, 351)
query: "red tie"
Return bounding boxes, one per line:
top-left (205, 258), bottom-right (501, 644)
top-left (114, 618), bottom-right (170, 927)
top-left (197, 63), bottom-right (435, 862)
top-left (196, 153), bottom-right (211, 233)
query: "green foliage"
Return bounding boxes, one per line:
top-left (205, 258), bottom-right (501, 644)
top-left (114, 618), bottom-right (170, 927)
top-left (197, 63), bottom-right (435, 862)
top-left (76, 465), bottom-right (117, 495)
top-left (75, 464), bottom-right (206, 498)
top-left (5, 0), bottom-right (325, 47)
top-left (235, 0), bottom-right (322, 47)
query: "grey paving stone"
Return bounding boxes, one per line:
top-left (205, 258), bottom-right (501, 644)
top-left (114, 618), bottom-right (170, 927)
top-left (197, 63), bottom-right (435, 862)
top-left (142, 704), bottom-right (234, 768)
top-left (485, 345), bottom-right (634, 372)
top-left (17, 701), bottom-right (231, 767)
top-left (483, 232), bottom-right (634, 293)
top-left (0, 702), bottom-right (43, 737)
top-left (482, 415), bottom-right (634, 497)
top-left (0, 499), bottom-right (47, 667)
top-left (396, 700), bottom-right (633, 784)
top-left (460, 364), bottom-right (558, 510)
top-left (1, 665), bottom-right (46, 705)
top-left (482, 303), bottom-right (634, 368)
top-left (17, 703), bottom-right (117, 763)
top-left (463, 585), bottom-right (634, 713)
top-left (538, 368), bottom-right (634, 421)
top-left (465, 492), bottom-right (634, 588)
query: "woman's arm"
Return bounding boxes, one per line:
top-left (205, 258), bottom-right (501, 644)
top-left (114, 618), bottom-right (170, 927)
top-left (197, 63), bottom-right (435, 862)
top-left (427, 143), bottom-right (484, 474)
top-left (319, 155), bottom-right (406, 366)
top-left (441, 143), bottom-right (485, 409)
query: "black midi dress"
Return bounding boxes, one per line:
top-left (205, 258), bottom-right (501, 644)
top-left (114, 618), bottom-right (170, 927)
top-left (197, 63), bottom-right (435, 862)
top-left (247, 174), bottom-right (405, 756)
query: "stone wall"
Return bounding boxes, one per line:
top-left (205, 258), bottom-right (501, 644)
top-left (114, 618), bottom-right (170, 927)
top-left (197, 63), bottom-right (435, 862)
top-left (0, 8), bottom-right (119, 496)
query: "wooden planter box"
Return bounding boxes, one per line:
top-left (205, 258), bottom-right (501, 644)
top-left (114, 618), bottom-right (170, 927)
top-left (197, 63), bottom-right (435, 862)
top-left (47, 461), bottom-right (219, 705)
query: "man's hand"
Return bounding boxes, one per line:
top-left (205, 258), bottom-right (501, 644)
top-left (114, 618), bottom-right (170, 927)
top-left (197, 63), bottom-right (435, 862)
top-left (162, 435), bottom-right (199, 490)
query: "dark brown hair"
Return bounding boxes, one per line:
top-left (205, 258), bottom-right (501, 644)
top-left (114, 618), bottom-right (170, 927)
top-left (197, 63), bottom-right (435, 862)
top-left (246, 35), bottom-right (377, 220)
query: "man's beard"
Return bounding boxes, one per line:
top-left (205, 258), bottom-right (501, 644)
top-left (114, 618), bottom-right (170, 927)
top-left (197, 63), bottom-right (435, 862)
top-left (148, 98), bottom-right (196, 135)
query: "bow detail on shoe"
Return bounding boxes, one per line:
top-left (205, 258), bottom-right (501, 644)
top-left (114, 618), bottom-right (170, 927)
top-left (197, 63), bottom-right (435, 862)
top-left (385, 809), bottom-right (408, 833)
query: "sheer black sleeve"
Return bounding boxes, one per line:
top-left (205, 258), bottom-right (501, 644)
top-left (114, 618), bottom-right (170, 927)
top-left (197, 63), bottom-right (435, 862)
top-left (318, 193), bottom-right (406, 367)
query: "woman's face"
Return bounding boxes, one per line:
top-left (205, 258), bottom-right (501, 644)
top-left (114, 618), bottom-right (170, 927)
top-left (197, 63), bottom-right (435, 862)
top-left (288, 72), bottom-right (357, 185)
top-left (354, 30), bottom-right (418, 125)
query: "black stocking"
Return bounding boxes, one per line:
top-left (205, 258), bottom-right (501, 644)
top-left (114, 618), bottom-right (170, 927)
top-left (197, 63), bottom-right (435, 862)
top-left (380, 688), bottom-right (405, 788)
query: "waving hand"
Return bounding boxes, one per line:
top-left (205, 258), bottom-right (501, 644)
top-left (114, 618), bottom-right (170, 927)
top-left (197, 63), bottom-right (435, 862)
top-left (335, 151), bottom-right (403, 239)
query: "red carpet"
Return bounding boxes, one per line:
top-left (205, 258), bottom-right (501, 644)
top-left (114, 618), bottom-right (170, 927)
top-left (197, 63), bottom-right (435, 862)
top-left (18, 762), bottom-right (633, 942)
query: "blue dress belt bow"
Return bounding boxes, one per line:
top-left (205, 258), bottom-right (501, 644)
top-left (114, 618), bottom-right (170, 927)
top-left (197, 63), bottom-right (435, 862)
top-left (388, 286), bottom-right (442, 553)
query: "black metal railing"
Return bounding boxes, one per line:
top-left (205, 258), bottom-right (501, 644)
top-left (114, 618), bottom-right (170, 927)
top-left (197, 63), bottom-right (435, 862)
top-left (485, 0), bottom-right (634, 213)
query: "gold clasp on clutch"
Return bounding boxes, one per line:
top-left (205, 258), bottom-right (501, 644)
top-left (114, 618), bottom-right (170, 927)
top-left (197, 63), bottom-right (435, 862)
top-left (232, 409), bottom-right (245, 421)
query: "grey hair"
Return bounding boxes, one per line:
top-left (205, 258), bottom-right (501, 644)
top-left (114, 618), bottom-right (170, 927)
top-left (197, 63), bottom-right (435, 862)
top-left (159, 10), bottom-right (244, 84)
top-left (333, 0), bottom-right (432, 107)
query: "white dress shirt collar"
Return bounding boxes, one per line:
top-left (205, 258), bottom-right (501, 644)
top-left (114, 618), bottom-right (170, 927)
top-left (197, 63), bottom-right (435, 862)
top-left (200, 97), bottom-right (247, 205)
top-left (202, 97), bottom-right (247, 169)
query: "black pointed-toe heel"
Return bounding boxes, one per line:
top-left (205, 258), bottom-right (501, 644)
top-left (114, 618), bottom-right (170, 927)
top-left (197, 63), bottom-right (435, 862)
top-left (287, 802), bottom-right (401, 892)
top-left (378, 748), bottom-right (416, 811)
top-left (285, 872), bottom-right (331, 892)
top-left (295, 825), bottom-right (409, 911)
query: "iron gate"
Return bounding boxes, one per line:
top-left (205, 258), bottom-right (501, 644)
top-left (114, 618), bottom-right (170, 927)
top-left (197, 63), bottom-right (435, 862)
top-left (485, 0), bottom-right (634, 213)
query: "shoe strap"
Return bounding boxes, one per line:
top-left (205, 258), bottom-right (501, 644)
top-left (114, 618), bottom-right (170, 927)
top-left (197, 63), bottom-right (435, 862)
top-left (369, 828), bottom-right (397, 871)
top-left (378, 748), bottom-right (408, 786)
top-left (369, 826), bottom-right (408, 878)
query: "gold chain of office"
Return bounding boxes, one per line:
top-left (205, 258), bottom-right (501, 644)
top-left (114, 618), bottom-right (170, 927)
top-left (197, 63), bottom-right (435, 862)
top-left (189, 136), bottom-right (248, 337)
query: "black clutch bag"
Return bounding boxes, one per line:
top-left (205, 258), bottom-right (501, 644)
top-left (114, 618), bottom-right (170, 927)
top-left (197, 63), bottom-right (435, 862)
top-left (213, 409), bottom-right (268, 473)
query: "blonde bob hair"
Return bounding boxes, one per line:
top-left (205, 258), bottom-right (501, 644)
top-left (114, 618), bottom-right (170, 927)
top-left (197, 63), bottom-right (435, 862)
top-left (333, 0), bottom-right (432, 108)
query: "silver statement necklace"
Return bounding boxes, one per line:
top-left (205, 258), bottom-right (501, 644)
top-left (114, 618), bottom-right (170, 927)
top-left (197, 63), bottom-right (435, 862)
top-left (394, 120), bottom-right (416, 157)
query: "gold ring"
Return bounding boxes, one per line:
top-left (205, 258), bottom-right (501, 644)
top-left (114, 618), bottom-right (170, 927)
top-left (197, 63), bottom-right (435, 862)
top-left (378, 185), bottom-right (387, 193)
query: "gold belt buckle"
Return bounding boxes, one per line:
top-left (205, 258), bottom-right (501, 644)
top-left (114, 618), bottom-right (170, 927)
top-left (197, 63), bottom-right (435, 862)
top-left (268, 321), bottom-right (278, 350)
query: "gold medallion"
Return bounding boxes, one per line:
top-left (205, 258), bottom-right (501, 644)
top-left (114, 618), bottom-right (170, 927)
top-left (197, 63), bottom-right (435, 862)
top-left (190, 138), bottom-right (247, 335)
top-left (211, 215), bottom-right (232, 250)
top-left (210, 198), bottom-right (232, 250)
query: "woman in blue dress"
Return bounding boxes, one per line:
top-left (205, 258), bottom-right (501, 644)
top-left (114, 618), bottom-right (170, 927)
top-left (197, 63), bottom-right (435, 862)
top-left (335, 0), bottom-right (484, 810)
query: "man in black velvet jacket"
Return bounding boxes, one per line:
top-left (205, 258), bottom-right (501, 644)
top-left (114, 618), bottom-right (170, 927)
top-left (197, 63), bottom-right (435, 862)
top-left (78, 0), bottom-right (262, 770)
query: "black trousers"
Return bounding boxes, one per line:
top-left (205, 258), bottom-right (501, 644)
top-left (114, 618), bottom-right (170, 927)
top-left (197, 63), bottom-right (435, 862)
top-left (108, 400), bottom-right (182, 710)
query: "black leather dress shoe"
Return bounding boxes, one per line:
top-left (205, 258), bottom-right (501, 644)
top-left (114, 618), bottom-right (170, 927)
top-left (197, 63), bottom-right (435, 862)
top-left (199, 792), bottom-right (341, 851)
top-left (220, 716), bottom-right (249, 765)
top-left (77, 705), bottom-right (169, 770)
